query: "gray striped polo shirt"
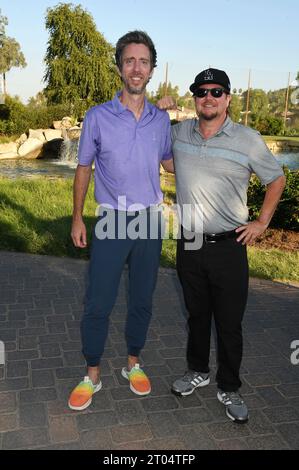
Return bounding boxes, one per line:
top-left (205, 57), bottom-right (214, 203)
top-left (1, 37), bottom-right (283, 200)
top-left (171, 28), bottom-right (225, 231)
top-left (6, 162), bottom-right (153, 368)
top-left (172, 116), bottom-right (284, 233)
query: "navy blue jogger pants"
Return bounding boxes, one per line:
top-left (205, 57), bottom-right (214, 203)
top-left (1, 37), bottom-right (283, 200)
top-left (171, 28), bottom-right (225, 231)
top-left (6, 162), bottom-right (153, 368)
top-left (80, 209), bottom-right (163, 367)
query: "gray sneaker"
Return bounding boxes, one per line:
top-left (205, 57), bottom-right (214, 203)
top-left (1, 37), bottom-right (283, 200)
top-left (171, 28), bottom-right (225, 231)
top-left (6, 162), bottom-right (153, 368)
top-left (217, 390), bottom-right (249, 423)
top-left (172, 370), bottom-right (210, 396)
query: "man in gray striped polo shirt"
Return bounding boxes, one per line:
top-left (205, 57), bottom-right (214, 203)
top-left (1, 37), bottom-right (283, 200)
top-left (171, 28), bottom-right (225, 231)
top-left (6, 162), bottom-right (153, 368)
top-left (158, 68), bottom-right (285, 423)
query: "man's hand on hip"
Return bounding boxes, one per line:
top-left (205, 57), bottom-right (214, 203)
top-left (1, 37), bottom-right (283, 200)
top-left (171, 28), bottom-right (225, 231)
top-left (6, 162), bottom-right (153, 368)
top-left (71, 218), bottom-right (87, 248)
top-left (235, 220), bottom-right (268, 245)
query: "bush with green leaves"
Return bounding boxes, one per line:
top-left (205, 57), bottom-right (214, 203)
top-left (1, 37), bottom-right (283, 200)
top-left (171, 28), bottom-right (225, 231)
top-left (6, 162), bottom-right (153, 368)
top-left (0, 95), bottom-right (73, 136)
top-left (250, 113), bottom-right (284, 135)
top-left (247, 167), bottom-right (298, 231)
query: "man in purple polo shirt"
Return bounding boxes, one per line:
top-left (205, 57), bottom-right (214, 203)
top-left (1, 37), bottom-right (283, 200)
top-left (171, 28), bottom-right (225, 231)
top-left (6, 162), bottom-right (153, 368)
top-left (68, 31), bottom-right (173, 411)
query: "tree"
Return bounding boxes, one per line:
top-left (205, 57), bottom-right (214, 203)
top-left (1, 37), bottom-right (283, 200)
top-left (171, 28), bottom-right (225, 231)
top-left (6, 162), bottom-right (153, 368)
top-left (179, 91), bottom-right (194, 109)
top-left (242, 89), bottom-right (269, 127)
top-left (229, 94), bottom-right (242, 122)
top-left (0, 9), bottom-right (26, 98)
top-left (145, 90), bottom-right (156, 104)
top-left (0, 9), bottom-right (8, 35)
top-left (27, 91), bottom-right (47, 107)
top-left (268, 89), bottom-right (286, 115)
top-left (44, 3), bottom-right (121, 114)
top-left (249, 89), bottom-right (269, 116)
top-left (154, 81), bottom-right (180, 103)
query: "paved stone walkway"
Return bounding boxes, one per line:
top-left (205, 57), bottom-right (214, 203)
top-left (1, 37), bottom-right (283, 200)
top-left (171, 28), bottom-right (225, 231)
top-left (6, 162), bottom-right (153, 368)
top-left (0, 251), bottom-right (298, 450)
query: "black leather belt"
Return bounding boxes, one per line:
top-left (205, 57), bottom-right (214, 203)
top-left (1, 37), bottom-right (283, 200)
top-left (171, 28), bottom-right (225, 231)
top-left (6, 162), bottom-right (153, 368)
top-left (203, 229), bottom-right (238, 243)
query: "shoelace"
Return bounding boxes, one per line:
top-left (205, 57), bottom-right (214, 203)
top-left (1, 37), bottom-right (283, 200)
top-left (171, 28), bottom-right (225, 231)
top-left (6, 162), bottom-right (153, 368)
top-left (182, 371), bottom-right (201, 382)
top-left (129, 364), bottom-right (144, 376)
top-left (129, 368), bottom-right (145, 378)
top-left (221, 392), bottom-right (244, 405)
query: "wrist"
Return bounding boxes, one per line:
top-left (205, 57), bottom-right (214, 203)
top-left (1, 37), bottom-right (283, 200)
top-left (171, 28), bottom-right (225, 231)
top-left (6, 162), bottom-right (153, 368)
top-left (72, 212), bottom-right (83, 222)
top-left (257, 217), bottom-right (269, 227)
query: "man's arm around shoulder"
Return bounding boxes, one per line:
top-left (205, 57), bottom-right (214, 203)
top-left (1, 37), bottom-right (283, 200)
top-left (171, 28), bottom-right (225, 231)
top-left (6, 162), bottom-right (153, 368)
top-left (161, 158), bottom-right (175, 173)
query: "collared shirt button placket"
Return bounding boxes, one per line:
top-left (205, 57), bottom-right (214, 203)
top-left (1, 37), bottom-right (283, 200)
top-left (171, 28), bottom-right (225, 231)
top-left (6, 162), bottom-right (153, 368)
top-left (201, 141), bottom-right (207, 158)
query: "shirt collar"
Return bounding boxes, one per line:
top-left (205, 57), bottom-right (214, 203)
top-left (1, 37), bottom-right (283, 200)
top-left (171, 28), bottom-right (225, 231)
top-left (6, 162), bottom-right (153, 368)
top-left (112, 92), bottom-right (126, 114)
top-left (112, 91), bottom-right (154, 117)
top-left (194, 115), bottom-right (235, 138)
top-left (219, 116), bottom-right (234, 136)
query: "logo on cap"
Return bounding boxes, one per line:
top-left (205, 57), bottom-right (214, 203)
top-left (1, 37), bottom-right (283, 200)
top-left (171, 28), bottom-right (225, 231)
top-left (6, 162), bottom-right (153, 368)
top-left (204, 70), bottom-right (214, 81)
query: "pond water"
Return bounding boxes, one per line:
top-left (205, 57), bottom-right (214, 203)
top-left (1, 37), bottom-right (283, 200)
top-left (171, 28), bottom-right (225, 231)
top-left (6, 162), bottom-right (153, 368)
top-left (0, 152), bottom-right (298, 179)
top-left (0, 158), bottom-right (77, 179)
top-left (275, 152), bottom-right (299, 170)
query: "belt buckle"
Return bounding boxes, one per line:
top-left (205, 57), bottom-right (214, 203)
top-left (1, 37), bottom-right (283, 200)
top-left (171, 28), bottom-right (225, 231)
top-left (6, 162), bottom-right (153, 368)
top-left (204, 233), bottom-right (217, 244)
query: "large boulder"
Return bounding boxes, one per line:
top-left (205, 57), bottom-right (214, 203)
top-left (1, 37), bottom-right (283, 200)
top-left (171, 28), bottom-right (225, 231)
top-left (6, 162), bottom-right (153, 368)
top-left (61, 116), bottom-right (73, 129)
top-left (15, 133), bottom-right (27, 146)
top-left (0, 142), bottom-right (19, 160)
top-left (44, 129), bottom-right (62, 141)
top-left (53, 120), bottom-right (62, 130)
top-left (28, 129), bottom-right (46, 142)
top-left (18, 138), bottom-right (44, 159)
top-left (67, 126), bottom-right (81, 140)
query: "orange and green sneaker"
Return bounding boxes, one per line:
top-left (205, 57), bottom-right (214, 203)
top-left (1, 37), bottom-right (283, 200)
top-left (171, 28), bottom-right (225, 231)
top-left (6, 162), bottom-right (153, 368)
top-left (121, 363), bottom-right (151, 396)
top-left (68, 376), bottom-right (102, 411)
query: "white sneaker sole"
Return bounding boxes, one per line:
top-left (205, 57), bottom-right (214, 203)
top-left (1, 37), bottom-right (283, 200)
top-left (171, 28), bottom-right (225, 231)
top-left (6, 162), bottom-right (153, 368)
top-left (68, 381), bottom-right (102, 411)
top-left (121, 368), bottom-right (151, 396)
top-left (172, 377), bottom-right (210, 396)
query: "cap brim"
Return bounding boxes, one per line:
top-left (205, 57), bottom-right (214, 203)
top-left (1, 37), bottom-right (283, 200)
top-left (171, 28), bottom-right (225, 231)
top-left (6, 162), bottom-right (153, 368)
top-left (190, 81), bottom-right (230, 94)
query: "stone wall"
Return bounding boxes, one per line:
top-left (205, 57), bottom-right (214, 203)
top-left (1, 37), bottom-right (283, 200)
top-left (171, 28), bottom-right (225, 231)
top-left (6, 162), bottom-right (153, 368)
top-left (265, 140), bottom-right (299, 154)
top-left (0, 117), bottom-right (82, 160)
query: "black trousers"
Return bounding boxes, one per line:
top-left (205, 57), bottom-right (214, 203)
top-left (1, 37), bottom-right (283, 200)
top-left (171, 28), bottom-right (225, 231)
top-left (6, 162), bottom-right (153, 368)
top-left (177, 230), bottom-right (249, 392)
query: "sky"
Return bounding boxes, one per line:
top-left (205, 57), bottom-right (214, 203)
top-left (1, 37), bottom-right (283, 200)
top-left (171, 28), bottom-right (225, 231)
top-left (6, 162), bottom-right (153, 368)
top-left (1, 0), bottom-right (298, 103)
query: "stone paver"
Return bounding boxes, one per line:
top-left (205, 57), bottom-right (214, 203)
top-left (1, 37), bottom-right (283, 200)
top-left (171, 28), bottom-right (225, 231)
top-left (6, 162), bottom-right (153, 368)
top-left (0, 251), bottom-right (298, 449)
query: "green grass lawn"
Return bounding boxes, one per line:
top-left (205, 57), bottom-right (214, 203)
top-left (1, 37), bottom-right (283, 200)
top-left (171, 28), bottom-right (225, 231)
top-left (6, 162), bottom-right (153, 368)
top-left (0, 135), bottom-right (19, 144)
top-left (0, 176), bottom-right (298, 283)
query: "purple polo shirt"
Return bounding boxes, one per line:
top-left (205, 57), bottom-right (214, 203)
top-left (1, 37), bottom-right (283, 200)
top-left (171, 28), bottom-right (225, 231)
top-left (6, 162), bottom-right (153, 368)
top-left (78, 92), bottom-right (172, 210)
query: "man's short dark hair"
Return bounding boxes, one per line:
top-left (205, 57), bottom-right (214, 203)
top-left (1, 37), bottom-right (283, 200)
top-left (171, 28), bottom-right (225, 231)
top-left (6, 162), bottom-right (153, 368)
top-left (115, 30), bottom-right (157, 70)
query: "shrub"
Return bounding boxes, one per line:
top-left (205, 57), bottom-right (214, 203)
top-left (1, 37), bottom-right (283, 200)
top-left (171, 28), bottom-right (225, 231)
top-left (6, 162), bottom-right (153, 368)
top-left (0, 95), bottom-right (74, 136)
top-left (255, 115), bottom-right (284, 135)
top-left (247, 167), bottom-right (299, 231)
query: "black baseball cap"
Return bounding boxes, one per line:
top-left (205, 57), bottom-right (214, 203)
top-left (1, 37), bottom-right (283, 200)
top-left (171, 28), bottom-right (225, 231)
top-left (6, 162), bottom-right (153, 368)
top-left (189, 68), bottom-right (231, 94)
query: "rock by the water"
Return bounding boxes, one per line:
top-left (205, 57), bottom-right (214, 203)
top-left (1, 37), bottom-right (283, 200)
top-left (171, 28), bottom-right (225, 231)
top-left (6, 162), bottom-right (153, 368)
top-left (0, 142), bottom-right (19, 160)
top-left (61, 117), bottom-right (73, 129)
top-left (44, 129), bottom-right (62, 141)
top-left (18, 138), bottom-right (44, 159)
top-left (15, 133), bottom-right (27, 146)
top-left (67, 126), bottom-right (81, 140)
top-left (28, 129), bottom-right (46, 142)
top-left (0, 142), bottom-right (18, 153)
top-left (53, 120), bottom-right (62, 130)
top-left (0, 152), bottom-right (19, 160)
